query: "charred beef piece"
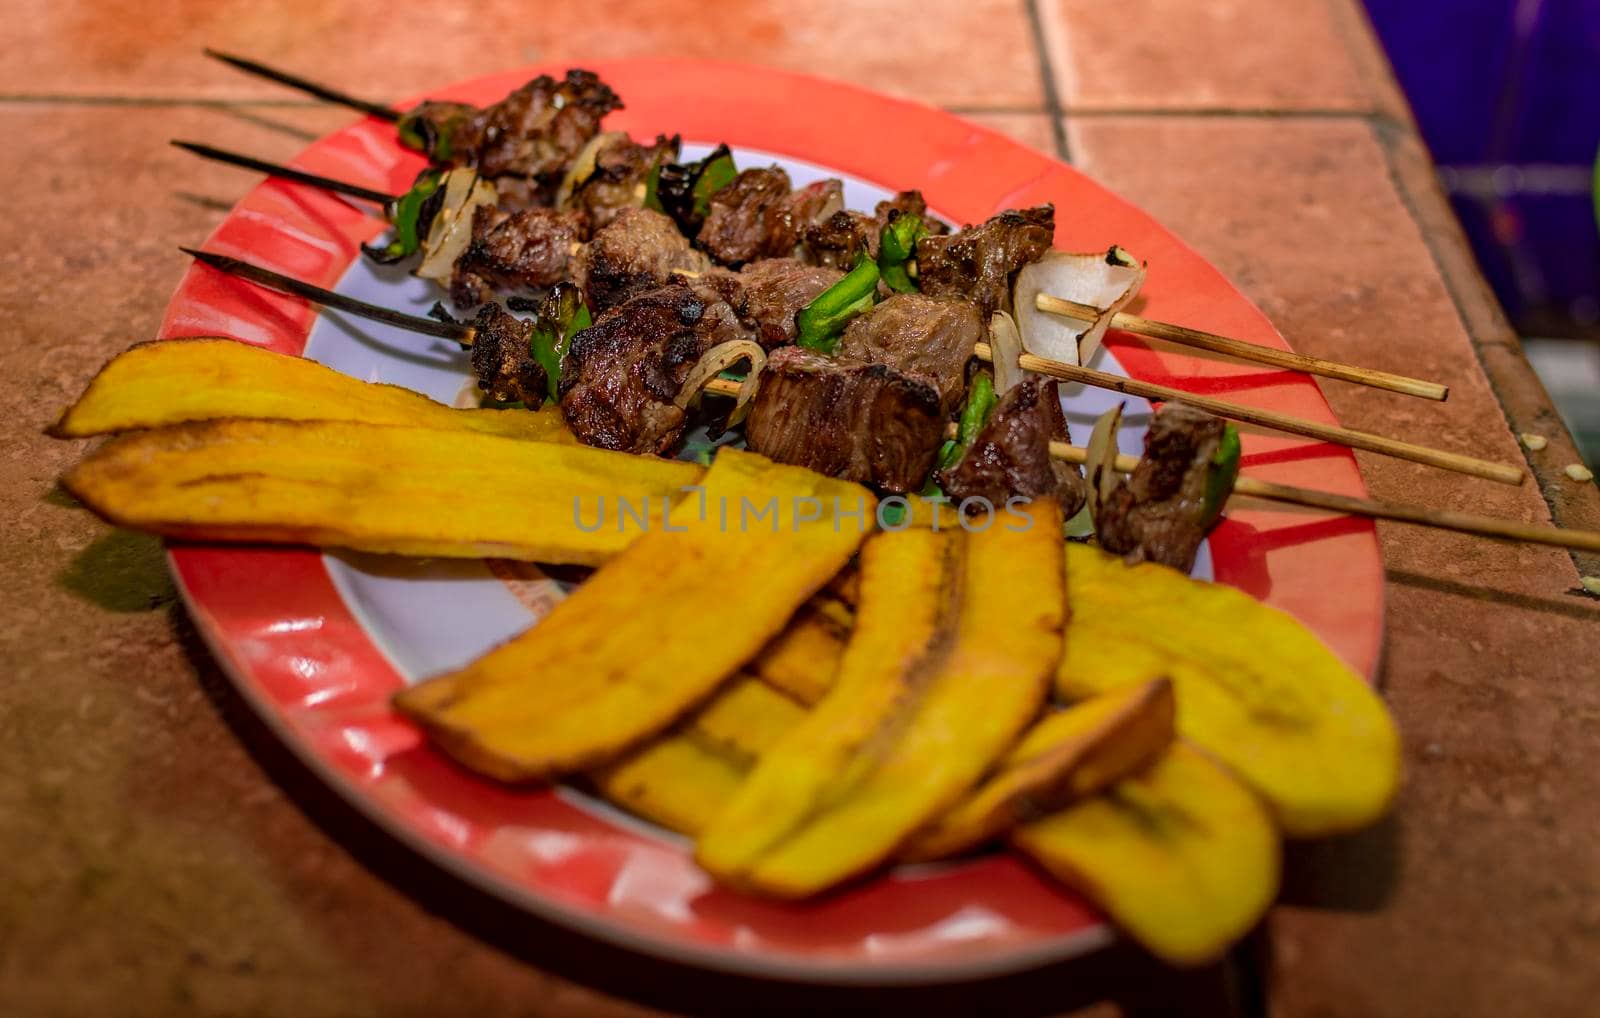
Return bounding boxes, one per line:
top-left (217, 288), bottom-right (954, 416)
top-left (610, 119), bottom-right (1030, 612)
top-left (703, 258), bottom-right (843, 349)
top-left (804, 189), bottom-right (948, 269)
top-left (450, 206), bottom-right (591, 307)
top-left (915, 205), bottom-right (1054, 316)
top-left (573, 207), bottom-right (710, 312)
top-left (571, 133), bottom-right (680, 229)
top-left (448, 70), bottom-right (623, 188)
top-left (698, 171), bottom-right (842, 266)
top-left (938, 378), bottom-right (1086, 515)
top-left (804, 210), bottom-right (876, 269)
top-left (469, 303), bottom-right (546, 406)
top-left (835, 294), bottom-right (982, 416)
top-left (1094, 404), bottom-right (1228, 573)
top-left (743, 347), bottom-right (945, 493)
top-left (558, 280), bottom-right (749, 455)
top-left (742, 295), bottom-right (978, 491)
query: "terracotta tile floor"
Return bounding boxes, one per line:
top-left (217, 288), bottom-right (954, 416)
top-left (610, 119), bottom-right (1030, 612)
top-left (4, 2), bottom-right (1599, 1017)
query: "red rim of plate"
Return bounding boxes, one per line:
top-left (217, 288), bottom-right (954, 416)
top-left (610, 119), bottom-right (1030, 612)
top-left (159, 58), bottom-right (1384, 984)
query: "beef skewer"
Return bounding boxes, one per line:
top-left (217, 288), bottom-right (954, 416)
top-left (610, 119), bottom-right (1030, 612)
top-left (178, 248), bottom-right (1600, 553)
top-left (185, 226), bottom-right (1520, 488)
top-left (1052, 436), bottom-right (1600, 554)
top-left (1001, 353), bottom-right (1520, 485)
top-left (184, 138), bottom-right (1452, 416)
top-left (205, 49), bottom-right (623, 199)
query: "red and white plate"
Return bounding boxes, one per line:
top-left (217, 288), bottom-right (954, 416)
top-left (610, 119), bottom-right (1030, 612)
top-left (163, 59), bottom-right (1383, 983)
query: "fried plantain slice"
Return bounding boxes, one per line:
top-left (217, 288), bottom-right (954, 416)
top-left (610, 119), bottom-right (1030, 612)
top-left (393, 449), bottom-right (872, 782)
top-left (694, 525), bottom-right (965, 884)
top-left (1057, 543), bottom-right (1400, 838)
top-left (63, 419), bottom-right (699, 566)
top-left (746, 599), bottom-right (850, 706)
top-left (900, 677), bottom-right (1175, 861)
top-left (51, 338), bottom-right (572, 442)
top-left (591, 678), bottom-right (808, 836)
top-left (1012, 742), bottom-right (1280, 967)
top-left (683, 677), bottom-right (809, 765)
top-left (589, 738), bottom-right (749, 837)
top-left (699, 502), bottom-right (1066, 898)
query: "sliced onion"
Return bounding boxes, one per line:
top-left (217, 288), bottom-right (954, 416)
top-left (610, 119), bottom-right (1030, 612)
top-left (811, 185), bottom-right (844, 226)
top-left (555, 130), bottom-right (626, 211)
top-left (1083, 403), bottom-right (1125, 524)
top-left (416, 169), bottom-right (497, 283)
top-left (988, 311), bottom-right (1025, 394)
top-left (1014, 247), bottom-right (1145, 367)
top-left (675, 339), bottom-right (768, 429)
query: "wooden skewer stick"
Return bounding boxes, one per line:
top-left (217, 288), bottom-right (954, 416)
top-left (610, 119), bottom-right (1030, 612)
top-left (974, 343), bottom-right (1523, 486)
top-left (173, 140), bottom-right (398, 205)
top-left (204, 49), bottom-right (402, 122)
top-left (1035, 295), bottom-right (1449, 402)
top-left (1048, 442), bottom-right (1600, 553)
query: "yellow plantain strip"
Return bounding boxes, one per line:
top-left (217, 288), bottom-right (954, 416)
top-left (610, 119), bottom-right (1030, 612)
top-left (683, 677), bottom-right (809, 765)
top-left (1058, 543), bottom-right (1400, 837)
top-left (1012, 742), bottom-right (1281, 967)
top-left (695, 526), bottom-right (965, 885)
top-left (701, 502), bottom-right (1067, 898)
top-left (63, 419), bottom-right (700, 566)
top-left (590, 738), bottom-right (749, 837)
top-left (591, 678), bottom-right (808, 836)
top-left (747, 601), bottom-right (850, 706)
top-left (51, 338), bottom-right (572, 442)
top-left (393, 449), bottom-right (872, 782)
top-left (900, 677), bottom-right (1176, 862)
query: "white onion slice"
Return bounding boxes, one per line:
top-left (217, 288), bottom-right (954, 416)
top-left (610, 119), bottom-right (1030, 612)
top-left (1014, 247), bottom-right (1145, 367)
top-left (1083, 403), bottom-right (1125, 524)
top-left (416, 169), bottom-right (497, 283)
top-left (675, 339), bottom-right (768, 429)
top-left (988, 311), bottom-right (1025, 394)
top-left (555, 130), bottom-right (627, 211)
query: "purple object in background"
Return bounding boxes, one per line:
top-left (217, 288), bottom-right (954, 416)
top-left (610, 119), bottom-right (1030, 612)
top-left (1364, 0), bottom-right (1600, 337)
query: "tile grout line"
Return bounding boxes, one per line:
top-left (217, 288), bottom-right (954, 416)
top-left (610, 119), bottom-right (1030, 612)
top-left (1023, 0), bottom-right (1072, 163)
top-left (1366, 118), bottom-right (1600, 581)
top-left (0, 92), bottom-right (1409, 133)
top-left (0, 94), bottom-right (332, 108)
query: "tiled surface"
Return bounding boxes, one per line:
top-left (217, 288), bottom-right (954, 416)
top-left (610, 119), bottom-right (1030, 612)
top-left (1, 0), bottom-right (1042, 109)
top-left (1068, 116), bottom-right (1600, 1017)
top-left (1044, 0), bottom-right (1378, 112)
top-left (4, 1), bottom-right (1599, 1016)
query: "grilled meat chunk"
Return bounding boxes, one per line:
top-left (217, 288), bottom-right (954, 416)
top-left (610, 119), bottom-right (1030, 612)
top-left (703, 258), bottom-right (843, 349)
top-left (450, 206), bottom-right (591, 307)
top-left (558, 281), bottom-right (749, 454)
top-left (938, 378), bottom-right (1086, 514)
top-left (915, 205), bottom-right (1054, 316)
top-left (1094, 404), bottom-right (1228, 573)
top-left (804, 210), bottom-right (876, 269)
top-left (743, 347), bottom-right (945, 493)
top-left (803, 189), bottom-right (946, 269)
top-left (450, 70), bottom-right (623, 188)
top-left (573, 207), bottom-right (710, 312)
top-left (469, 303), bottom-right (546, 406)
top-left (835, 294), bottom-right (982, 416)
top-left (570, 133), bottom-right (680, 229)
top-left (698, 171), bottom-right (842, 266)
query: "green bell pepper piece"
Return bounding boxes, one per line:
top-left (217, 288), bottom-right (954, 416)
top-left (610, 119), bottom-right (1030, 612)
top-left (796, 255), bottom-right (880, 354)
